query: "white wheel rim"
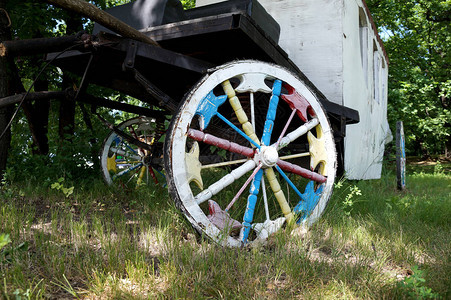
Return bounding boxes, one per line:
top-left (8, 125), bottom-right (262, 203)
top-left (100, 116), bottom-right (158, 188)
top-left (167, 61), bottom-right (336, 247)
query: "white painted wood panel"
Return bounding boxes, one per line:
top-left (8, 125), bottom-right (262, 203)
top-left (196, 0), bottom-right (390, 180)
top-left (342, 0), bottom-right (390, 179)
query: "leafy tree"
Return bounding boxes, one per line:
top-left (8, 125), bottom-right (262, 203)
top-left (1, 0), bottom-right (197, 180)
top-left (0, 0), bottom-right (15, 180)
top-left (366, 0), bottom-right (450, 156)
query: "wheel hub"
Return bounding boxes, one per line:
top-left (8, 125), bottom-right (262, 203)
top-left (259, 146), bottom-right (279, 168)
top-left (143, 155), bottom-right (152, 166)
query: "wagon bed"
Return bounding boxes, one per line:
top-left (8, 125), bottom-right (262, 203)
top-left (47, 9), bottom-right (359, 125)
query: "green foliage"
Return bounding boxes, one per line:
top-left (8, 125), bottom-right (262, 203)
top-left (181, 0), bottom-right (196, 9)
top-left (334, 180), bottom-right (363, 216)
top-left (366, 0), bottom-right (450, 156)
top-left (50, 177), bottom-right (74, 198)
top-left (433, 161), bottom-right (443, 174)
top-left (0, 234), bottom-right (11, 251)
top-left (4, 0), bottom-right (146, 182)
top-left (398, 266), bottom-right (439, 299)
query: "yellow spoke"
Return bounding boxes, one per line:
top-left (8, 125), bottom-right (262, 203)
top-left (222, 80), bottom-right (260, 145)
top-left (136, 165), bottom-right (146, 187)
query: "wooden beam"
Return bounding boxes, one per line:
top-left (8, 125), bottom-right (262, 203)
top-left (0, 91), bottom-right (66, 108)
top-left (0, 90), bottom-right (167, 119)
top-left (80, 94), bottom-right (167, 119)
top-left (45, 0), bottom-right (159, 47)
top-left (0, 35), bottom-right (84, 57)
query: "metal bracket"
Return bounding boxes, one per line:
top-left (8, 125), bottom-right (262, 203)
top-left (123, 40), bottom-right (138, 70)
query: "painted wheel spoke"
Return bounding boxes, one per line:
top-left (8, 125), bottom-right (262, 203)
top-left (201, 158), bottom-right (249, 169)
top-left (148, 166), bottom-right (159, 184)
top-left (250, 92), bottom-right (256, 132)
top-left (276, 108), bottom-right (297, 148)
top-left (264, 168), bottom-right (294, 223)
top-left (241, 168), bottom-right (264, 243)
top-left (281, 85), bottom-right (314, 122)
top-left (276, 118), bottom-right (319, 150)
top-left (274, 165), bottom-right (304, 200)
top-left (222, 80), bottom-right (261, 147)
top-left (107, 155), bottom-right (117, 173)
top-left (112, 162), bottom-right (143, 180)
top-left (136, 165), bottom-right (146, 187)
top-left (109, 147), bottom-right (141, 161)
top-left (276, 160), bottom-right (326, 183)
top-left (195, 160), bottom-right (257, 205)
top-left (188, 128), bottom-right (254, 157)
top-left (225, 163), bottom-right (263, 212)
top-left (279, 153), bottom-right (310, 160)
top-left (195, 90), bottom-right (228, 130)
top-left (117, 138), bottom-right (139, 155)
top-left (261, 80), bottom-right (282, 146)
top-left (261, 177), bottom-right (270, 221)
top-left (235, 73), bottom-right (272, 94)
top-left (217, 113), bottom-right (260, 149)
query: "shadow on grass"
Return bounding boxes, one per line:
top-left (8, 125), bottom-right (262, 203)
top-left (1, 162), bottom-right (449, 298)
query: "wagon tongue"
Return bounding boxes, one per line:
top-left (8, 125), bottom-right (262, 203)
top-left (207, 200), bottom-right (242, 232)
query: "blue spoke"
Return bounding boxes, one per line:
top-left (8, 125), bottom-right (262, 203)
top-left (276, 167), bottom-right (324, 223)
top-left (242, 169), bottom-right (264, 243)
top-left (217, 113), bottom-right (261, 149)
top-left (112, 162), bottom-right (143, 179)
top-left (294, 181), bottom-right (323, 223)
top-left (274, 165), bottom-right (305, 200)
top-left (117, 137), bottom-right (138, 155)
top-left (261, 80), bottom-right (282, 146)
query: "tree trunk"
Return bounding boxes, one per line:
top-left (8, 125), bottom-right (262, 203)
top-left (21, 31), bottom-right (50, 155)
top-left (58, 12), bottom-right (83, 142)
top-left (0, 0), bottom-right (14, 179)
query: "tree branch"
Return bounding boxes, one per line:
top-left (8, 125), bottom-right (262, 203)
top-left (44, 0), bottom-right (160, 47)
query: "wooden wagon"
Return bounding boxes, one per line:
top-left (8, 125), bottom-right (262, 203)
top-left (1, 0), bottom-right (390, 247)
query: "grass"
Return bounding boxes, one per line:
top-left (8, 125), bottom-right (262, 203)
top-left (0, 159), bottom-right (450, 299)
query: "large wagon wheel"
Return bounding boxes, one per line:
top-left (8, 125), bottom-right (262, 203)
top-left (165, 61), bottom-right (336, 247)
top-left (100, 116), bottom-right (164, 189)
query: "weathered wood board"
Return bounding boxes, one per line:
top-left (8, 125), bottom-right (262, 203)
top-left (197, 0), bottom-right (391, 180)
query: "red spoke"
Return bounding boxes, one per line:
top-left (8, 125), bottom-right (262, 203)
top-left (148, 166), bottom-right (159, 184)
top-left (276, 108), bottom-right (297, 148)
top-left (188, 128), bottom-right (254, 158)
top-left (277, 159), bottom-right (326, 183)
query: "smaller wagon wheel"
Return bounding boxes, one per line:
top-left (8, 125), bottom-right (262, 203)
top-left (165, 61), bottom-right (337, 247)
top-left (100, 116), bottom-right (164, 189)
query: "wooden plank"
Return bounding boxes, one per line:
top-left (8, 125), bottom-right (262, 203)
top-left (142, 14), bottom-right (235, 42)
top-left (116, 39), bottom-right (214, 73)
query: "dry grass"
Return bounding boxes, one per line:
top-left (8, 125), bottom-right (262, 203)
top-left (0, 161), bottom-right (449, 299)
